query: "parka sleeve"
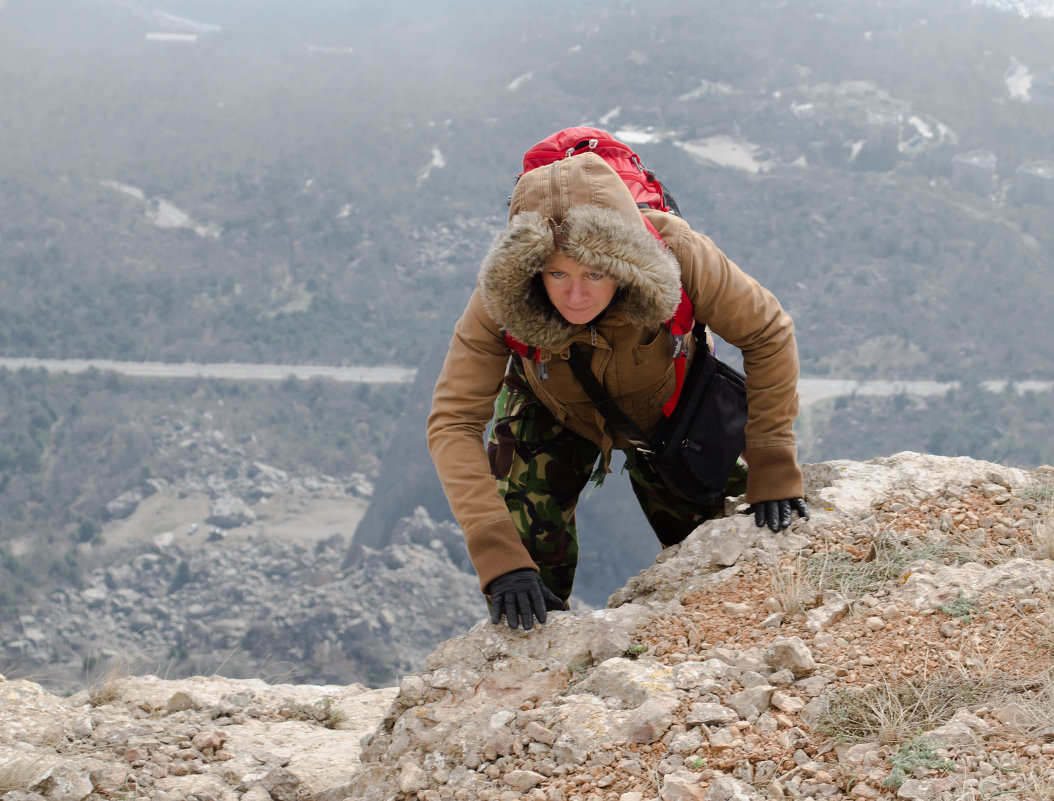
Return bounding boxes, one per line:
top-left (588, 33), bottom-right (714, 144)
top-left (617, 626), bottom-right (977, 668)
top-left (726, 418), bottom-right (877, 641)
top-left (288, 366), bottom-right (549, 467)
top-left (645, 211), bottom-right (805, 503)
top-left (426, 287), bottom-right (540, 592)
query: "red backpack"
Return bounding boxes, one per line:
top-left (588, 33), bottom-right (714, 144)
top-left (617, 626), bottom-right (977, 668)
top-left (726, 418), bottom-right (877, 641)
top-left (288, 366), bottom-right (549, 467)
top-left (505, 127), bottom-right (696, 417)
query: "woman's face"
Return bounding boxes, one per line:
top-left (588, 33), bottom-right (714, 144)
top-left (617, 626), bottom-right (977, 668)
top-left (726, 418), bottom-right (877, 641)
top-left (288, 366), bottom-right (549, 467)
top-left (541, 252), bottom-right (618, 325)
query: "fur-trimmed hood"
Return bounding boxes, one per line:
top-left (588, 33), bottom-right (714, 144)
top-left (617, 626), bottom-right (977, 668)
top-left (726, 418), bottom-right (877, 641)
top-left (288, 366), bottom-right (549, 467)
top-left (478, 152), bottom-right (682, 349)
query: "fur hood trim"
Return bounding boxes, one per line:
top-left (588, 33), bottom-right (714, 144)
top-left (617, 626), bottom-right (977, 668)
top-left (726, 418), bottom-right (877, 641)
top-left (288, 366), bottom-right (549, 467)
top-left (478, 156), bottom-right (682, 349)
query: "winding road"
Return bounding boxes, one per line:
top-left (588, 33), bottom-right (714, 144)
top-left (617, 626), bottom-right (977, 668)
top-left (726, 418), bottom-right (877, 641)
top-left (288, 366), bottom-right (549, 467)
top-left (0, 357), bottom-right (415, 385)
top-left (1, 357), bottom-right (1050, 411)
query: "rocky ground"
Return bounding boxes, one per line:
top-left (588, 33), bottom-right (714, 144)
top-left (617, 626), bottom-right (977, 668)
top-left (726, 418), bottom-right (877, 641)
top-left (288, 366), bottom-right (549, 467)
top-left (349, 453), bottom-right (1054, 801)
top-left (0, 672), bottom-right (397, 801)
top-left (2, 506), bottom-right (481, 692)
top-left (3, 452), bottom-right (1054, 801)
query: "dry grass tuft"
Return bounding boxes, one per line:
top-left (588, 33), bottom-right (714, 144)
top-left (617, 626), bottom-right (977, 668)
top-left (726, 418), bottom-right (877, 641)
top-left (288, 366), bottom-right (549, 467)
top-left (769, 557), bottom-right (819, 617)
top-left (1006, 597), bottom-right (1054, 662)
top-left (817, 673), bottom-right (1017, 745)
top-left (1030, 483), bottom-right (1054, 561)
top-left (1017, 763), bottom-right (1054, 801)
top-left (279, 697), bottom-right (345, 729)
top-left (805, 532), bottom-right (954, 601)
top-left (86, 656), bottom-right (132, 707)
top-left (0, 755), bottom-right (46, 794)
top-left (1011, 669), bottom-right (1054, 737)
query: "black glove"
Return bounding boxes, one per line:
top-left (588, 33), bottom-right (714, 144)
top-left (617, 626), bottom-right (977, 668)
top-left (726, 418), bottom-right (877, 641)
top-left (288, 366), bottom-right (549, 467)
top-left (487, 568), bottom-right (563, 631)
top-left (742, 498), bottom-right (810, 532)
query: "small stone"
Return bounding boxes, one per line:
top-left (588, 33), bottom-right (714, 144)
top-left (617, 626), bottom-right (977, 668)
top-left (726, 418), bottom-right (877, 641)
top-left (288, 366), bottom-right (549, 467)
top-left (837, 742), bottom-right (882, 768)
top-left (685, 703), bottom-right (738, 726)
top-left (669, 730), bottom-right (704, 755)
top-left (165, 691), bottom-right (196, 713)
top-left (660, 770), bottom-right (708, 800)
top-left (707, 728), bottom-right (736, 749)
top-left (726, 685), bottom-right (775, 718)
top-left (617, 758), bottom-right (643, 776)
top-left (487, 727), bottom-right (515, 757)
top-left (525, 721), bottom-right (557, 746)
top-left (192, 730), bottom-right (227, 753)
top-left (721, 602), bottom-right (752, 617)
top-left (896, 778), bottom-right (945, 800)
top-left (124, 746), bottom-right (150, 763)
top-left (765, 637), bottom-right (817, 677)
top-left (760, 612), bottom-right (784, 628)
top-left (71, 716), bottom-right (94, 739)
top-left (851, 782), bottom-right (881, 798)
top-left (504, 770), bottom-right (545, 792)
top-left (261, 767), bottom-right (301, 801)
top-left (30, 764), bottom-right (94, 801)
top-left (552, 734), bottom-right (590, 765)
top-left (768, 669), bottom-right (795, 687)
top-left (88, 765), bottom-right (129, 796)
top-left (770, 691), bottom-right (805, 714)
top-left (702, 774), bottom-right (755, 801)
top-left (627, 695), bottom-right (680, 744)
top-left (991, 702), bottom-right (1031, 726)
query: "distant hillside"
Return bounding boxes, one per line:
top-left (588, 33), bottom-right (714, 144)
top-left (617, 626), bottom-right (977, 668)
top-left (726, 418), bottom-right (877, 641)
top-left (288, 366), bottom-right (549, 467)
top-left (1, 0), bottom-right (1052, 377)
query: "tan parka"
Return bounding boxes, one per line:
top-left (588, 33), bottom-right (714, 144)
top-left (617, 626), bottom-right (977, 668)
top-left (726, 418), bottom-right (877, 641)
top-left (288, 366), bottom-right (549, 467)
top-left (427, 153), bottom-right (803, 592)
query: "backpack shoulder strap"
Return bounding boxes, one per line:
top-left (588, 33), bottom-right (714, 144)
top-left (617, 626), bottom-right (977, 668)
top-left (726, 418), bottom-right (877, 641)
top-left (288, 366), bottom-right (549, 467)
top-left (566, 344), bottom-right (654, 454)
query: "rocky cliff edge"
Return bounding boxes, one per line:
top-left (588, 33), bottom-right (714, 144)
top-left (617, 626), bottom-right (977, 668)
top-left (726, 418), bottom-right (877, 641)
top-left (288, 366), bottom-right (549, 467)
top-left (4, 452), bottom-right (1054, 801)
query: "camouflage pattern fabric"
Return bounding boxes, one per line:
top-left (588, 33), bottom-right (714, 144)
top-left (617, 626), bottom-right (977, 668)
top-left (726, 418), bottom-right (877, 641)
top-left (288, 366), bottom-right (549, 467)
top-left (487, 355), bottom-right (748, 601)
top-left (487, 363), bottom-right (599, 606)
top-left (623, 450), bottom-right (748, 547)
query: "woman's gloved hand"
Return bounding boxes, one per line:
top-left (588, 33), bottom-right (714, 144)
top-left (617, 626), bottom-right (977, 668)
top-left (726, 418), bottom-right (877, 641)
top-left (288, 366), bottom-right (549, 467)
top-left (743, 498), bottom-right (810, 532)
top-left (487, 568), bottom-right (563, 630)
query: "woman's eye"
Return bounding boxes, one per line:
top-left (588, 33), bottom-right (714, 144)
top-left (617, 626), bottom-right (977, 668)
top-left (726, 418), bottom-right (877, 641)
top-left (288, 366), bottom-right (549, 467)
top-left (588, 272), bottom-right (604, 280)
top-left (548, 271), bottom-right (566, 279)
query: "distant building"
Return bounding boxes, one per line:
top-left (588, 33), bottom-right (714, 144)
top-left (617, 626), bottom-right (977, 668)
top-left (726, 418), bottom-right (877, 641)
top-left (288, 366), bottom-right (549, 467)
top-left (951, 151), bottom-right (997, 195)
top-left (1014, 161), bottom-right (1054, 207)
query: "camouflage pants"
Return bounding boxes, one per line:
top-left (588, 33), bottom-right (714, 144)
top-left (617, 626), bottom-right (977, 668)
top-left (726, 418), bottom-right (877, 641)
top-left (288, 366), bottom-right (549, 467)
top-left (486, 356), bottom-right (747, 603)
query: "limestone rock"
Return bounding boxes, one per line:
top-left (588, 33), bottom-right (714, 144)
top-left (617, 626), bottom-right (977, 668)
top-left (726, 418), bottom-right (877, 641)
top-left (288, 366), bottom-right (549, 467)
top-left (103, 489), bottom-right (145, 521)
top-left (29, 764), bottom-right (93, 801)
top-left (503, 769), bottom-right (544, 791)
top-left (660, 770), bottom-right (707, 800)
top-left (764, 636), bottom-right (817, 678)
top-left (206, 495), bottom-right (256, 528)
top-left (3, 453), bottom-right (1052, 801)
top-left (705, 775), bottom-right (761, 800)
top-left (625, 694), bottom-right (680, 744)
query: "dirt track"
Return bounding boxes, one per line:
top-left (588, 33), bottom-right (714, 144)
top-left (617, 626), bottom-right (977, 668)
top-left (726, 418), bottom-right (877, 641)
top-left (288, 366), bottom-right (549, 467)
top-left (4, 357), bottom-right (1049, 410)
top-left (0, 357), bottom-right (415, 384)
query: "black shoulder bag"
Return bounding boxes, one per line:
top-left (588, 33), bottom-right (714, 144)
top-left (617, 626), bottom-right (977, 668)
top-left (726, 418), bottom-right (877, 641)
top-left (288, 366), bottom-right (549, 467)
top-left (567, 330), bottom-right (747, 505)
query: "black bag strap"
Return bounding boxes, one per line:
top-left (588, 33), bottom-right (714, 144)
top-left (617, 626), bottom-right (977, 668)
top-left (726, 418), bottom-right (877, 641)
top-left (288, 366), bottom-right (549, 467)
top-left (566, 344), bottom-right (656, 455)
